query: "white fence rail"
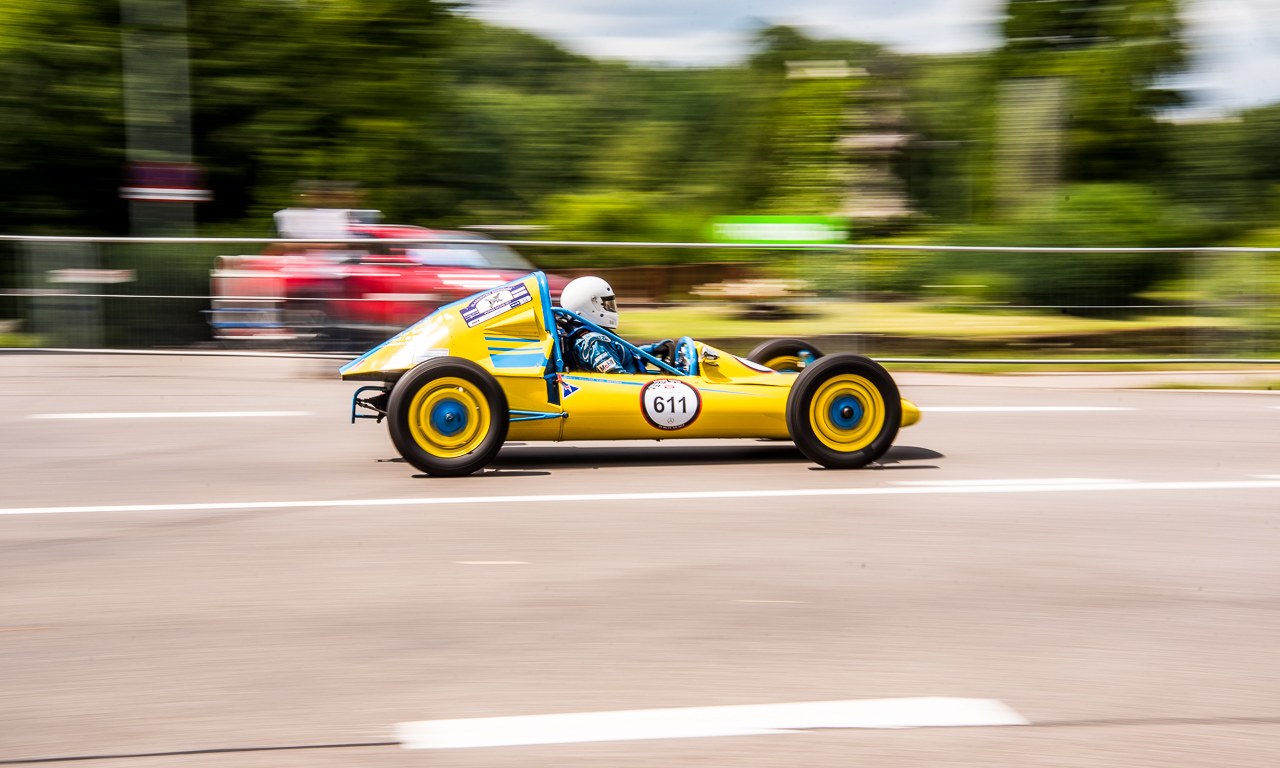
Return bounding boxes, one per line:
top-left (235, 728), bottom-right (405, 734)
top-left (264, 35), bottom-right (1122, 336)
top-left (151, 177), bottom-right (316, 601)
top-left (0, 235), bottom-right (1275, 361)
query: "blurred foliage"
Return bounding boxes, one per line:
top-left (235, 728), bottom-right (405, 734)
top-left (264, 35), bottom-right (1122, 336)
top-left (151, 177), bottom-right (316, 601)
top-left (997, 0), bottom-right (1186, 182)
top-left (190, 0), bottom-right (459, 225)
top-left (800, 184), bottom-right (1201, 306)
top-left (1170, 105), bottom-right (1280, 227)
top-left (898, 53), bottom-right (996, 223)
top-left (757, 77), bottom-right (852, 215)
top-left (937, 184), bottom-right (1184, 306)
top-left (0, 0), bottom-right (128, 234)
top-left (2, 0), bottom-right (1280, 314)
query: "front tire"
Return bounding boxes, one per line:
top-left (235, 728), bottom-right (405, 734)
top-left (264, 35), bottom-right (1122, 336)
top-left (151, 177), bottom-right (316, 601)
top-left (786, 354), bottom-right (900, 469)
top-left (748, 338), bottom-right (824, 372)
top-left (387, 358), bottom-right (509, 477)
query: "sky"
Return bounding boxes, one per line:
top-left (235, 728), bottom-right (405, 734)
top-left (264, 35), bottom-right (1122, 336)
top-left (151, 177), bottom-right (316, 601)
top-left (466, 0), bottom-right (1280, 118)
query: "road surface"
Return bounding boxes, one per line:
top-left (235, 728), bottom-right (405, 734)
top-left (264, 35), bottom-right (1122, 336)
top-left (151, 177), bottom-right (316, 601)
top-left (2, 354), bottom-right (1279, 766)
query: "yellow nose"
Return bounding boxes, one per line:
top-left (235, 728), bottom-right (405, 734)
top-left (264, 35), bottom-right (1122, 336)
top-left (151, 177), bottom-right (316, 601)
top-left (900, 399), bottom-right (921, 428)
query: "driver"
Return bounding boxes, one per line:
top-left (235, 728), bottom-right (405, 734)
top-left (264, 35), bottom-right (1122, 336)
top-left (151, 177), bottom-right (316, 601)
top-left (558, 276), bottom-right (672, 374)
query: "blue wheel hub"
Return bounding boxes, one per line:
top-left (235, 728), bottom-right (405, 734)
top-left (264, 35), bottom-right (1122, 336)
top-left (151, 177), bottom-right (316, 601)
top-left (431, 399), bottom-right (469, 436)
top-left (830, 395), bottom-right (863, 429)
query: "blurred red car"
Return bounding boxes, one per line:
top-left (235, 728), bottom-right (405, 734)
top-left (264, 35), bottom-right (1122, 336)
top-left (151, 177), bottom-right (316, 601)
top-left (209, 212), bottom-right (568, 347)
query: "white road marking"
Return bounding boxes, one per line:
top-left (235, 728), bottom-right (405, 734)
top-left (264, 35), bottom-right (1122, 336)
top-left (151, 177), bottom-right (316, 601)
top-left (893, 478), bottom-right (1128, 487)
top-left (396, 697), bottom-right (1028, 749)
top-left (5, 479), bottom-right (1280, 517)
top-left (919, 406), bottom-right (1134, 412)
top-left (1138, 389), bottom-right (1280, 395)
top-left (1019, 370), bottom-right (1280, 377)
top-left (455, 561), bottom-right (529, 565)
top-left (733, 600), bottom-right (805, 603)
top-left (27, 411), bottom-right (313, 420)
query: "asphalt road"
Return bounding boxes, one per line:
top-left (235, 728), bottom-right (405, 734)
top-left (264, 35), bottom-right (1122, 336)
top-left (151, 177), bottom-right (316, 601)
top-left (3, 354), bottom-right (1280, 766)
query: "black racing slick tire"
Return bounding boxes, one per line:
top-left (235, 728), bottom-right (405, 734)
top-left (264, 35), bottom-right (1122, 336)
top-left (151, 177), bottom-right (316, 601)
top-left (785, 354), bottom-right (901, 469)
top-left (387, 358), bottom-right (510, 477)
top-left (747, 338), bottom-right (824, 373)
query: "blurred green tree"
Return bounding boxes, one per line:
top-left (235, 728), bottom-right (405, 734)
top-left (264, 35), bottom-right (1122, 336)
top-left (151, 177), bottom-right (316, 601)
top-left (191, 0), bottom-right (460, 227)
top-left (745, 26), bottom-right (907, 219)
top-left (898, 54), bottom-right (996, 223)
top-left (1167, 103), bottom-right (1280, 228)
top-left (997, 0), bottom-right (1187, 182)
top-left (4, 0), bottom-right (1279, 279)
top-left (0, 0), bottom-right (462, 234)
top-left (947, 183), bottom-right (1181, 306)
top-left (0, 0), bottom-right (127, 234)
top-left (439, 22), bottom-right (781, 259)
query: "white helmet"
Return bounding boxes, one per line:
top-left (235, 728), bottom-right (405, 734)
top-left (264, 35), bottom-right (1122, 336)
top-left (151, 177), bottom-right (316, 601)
top-left (560, 276), bottom-right (619, 329)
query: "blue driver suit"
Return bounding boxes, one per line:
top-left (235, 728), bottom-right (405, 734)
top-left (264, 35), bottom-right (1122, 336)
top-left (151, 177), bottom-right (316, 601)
top-left (568, 329), bottom-right (638, 374)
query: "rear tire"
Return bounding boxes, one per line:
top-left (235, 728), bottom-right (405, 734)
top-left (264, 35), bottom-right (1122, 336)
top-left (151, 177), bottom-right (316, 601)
top-left (747, 338), bottom-right (824, 372)
top-left (387, 358), bottom-right (509, 477)
top-left (785, 354), bottom-right (900, 469)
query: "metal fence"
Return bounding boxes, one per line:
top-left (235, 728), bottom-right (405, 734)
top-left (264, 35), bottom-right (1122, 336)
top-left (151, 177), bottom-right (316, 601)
top-left (0, 234), bottom-right (1277, 361)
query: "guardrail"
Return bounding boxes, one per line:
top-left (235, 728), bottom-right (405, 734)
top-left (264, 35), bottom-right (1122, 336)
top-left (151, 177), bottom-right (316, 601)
top-left (1, 234), bottom-right (1279, 253)
top-left (0, 235), bottom-right (1275, 361)
top-left (2, 348), bottom-right (1279, 366)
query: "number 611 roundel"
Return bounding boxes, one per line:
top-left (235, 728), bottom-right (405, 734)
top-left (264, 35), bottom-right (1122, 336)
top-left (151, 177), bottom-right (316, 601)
top-left (640, 378), bottom-right (703, 430)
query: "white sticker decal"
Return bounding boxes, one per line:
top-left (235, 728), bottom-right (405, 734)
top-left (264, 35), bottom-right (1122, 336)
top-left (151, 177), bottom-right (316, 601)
top-left (640, 379), bottom-right (702, 431)
top-left (461, 283), bottom-right (532, 327)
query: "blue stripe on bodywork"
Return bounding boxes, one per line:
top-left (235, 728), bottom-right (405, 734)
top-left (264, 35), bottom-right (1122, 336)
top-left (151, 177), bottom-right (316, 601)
top-left (558, 377), bottom-right (770, 395)
top-left (561, 374), bottom-right (647, 387)
top-left (698, 387), bottom-right (774, 397)
top-left (491, 351), bottom-right (548, 368)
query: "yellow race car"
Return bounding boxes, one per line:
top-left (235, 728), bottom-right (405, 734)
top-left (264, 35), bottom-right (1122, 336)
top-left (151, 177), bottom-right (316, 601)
top-left (341, 272), bottom-right (920, 476)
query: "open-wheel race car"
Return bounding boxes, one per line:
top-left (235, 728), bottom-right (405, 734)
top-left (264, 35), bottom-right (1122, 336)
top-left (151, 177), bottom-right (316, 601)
top-left (340, 272), bottom-right (920, 476)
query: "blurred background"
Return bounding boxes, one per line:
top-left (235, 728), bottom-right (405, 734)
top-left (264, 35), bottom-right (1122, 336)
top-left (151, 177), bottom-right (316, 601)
top-left (8, 5), bottom-right (1280, 764)
top-left (1, 0), bottom-right (1279, 361)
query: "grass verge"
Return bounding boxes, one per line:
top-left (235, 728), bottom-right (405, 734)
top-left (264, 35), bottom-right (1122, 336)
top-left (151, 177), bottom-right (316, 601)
top-left (625, 301), bottom-right (1242, 340)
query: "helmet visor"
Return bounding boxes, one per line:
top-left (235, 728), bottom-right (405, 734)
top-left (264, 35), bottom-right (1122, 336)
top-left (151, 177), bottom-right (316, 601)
top-left (600, 295), bottom-right (617, 313)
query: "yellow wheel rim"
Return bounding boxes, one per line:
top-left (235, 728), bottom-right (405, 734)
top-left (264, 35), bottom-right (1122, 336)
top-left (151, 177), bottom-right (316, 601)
top-left (406, 377), bottom-right (491, 458)
top-left (764, 355), bottom-right (804, 372)
top-left (808, 374), bottom-right (885, 452)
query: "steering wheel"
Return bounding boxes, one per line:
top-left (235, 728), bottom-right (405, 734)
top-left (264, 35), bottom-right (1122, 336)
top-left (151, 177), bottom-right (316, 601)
top-left (674, 336), bottom-right (698, 376)
top-left (650, 338), bottom-right (676, 364)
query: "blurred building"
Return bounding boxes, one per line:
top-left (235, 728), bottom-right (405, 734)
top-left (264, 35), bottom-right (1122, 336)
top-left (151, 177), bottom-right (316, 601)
top-left (784, 60), bottom-right (913, 221)
top-left (837, 85), bottom-right (913, 219)
top-left (994, 77), bottom-right (1067, 217)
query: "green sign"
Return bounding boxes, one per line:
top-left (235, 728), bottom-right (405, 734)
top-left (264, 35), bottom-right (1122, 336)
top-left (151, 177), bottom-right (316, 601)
top-left (708, 215), bottom-right (847, 244)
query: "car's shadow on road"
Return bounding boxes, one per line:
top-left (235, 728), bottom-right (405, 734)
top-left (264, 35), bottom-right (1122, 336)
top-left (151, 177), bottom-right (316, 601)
top-left (480, 443), bottom-right (944, 472)
top-left (412, 470), bottom-right (554, 478)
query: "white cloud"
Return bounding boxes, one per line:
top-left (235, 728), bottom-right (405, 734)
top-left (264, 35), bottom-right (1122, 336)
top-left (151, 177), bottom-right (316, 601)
top-left (467, 0), bottom-right (1003, 64)
top-left (468, 0), bottom-right (754, 65)
top-left (1177, 0), bottom-right (1280, 116)
top-left (812, 0), bottom-right (1004, 55)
